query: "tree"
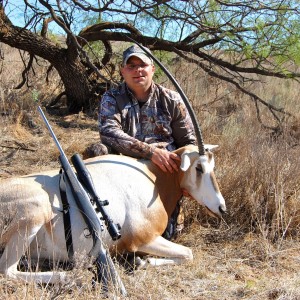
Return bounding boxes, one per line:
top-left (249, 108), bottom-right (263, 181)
top-left (0, 0), bottom-right (300, 129)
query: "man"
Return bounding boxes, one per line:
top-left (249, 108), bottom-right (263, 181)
top-left (98, 45), bottom-right (196, 239)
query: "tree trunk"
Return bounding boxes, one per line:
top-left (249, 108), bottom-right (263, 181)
top-left (54, 56), bottom-right (92, 113)
top-left (0, 6), bottom-right (92, 113)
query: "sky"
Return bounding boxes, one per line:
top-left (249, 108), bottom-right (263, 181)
top-left (4, 0), bottom-right (67, 35)
top-left (3, 0), bottom-right (192, 40)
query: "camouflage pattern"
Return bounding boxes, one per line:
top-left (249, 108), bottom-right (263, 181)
top-left (98, 82), bottom-right (196, 159)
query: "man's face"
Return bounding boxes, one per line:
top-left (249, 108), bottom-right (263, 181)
top-left (120, 56), bottom-right (155, 92)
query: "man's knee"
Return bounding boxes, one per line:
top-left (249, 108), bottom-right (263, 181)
top-left (82, 142), bottom-right (109, 159)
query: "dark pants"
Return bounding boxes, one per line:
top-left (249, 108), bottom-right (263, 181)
top-left (162, 200), bottom-right (183, 241)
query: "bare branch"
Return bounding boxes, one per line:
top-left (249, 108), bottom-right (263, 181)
top-left (14, 51), bottom-right (34, 89)
top-left (173, 48), bottom-right (293, 130)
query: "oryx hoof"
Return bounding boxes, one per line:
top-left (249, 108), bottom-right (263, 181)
top-left (134, 256), bottom-right (148, 270)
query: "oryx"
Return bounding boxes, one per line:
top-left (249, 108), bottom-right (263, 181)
top-left (0, 144), bottom-right (226, 284)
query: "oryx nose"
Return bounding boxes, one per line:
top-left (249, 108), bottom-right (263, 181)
top-left (219, 205), bottom-right (227, 215)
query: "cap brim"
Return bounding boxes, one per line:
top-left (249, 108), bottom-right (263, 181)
top-left (124, 53), bottom-right (152, 65)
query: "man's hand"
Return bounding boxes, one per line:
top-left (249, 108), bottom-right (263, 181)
top-left (151, 148), bottom-right (181, 173)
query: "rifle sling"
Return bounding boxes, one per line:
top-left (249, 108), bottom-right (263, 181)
top-left (59, 169), bottom-right (74, 259)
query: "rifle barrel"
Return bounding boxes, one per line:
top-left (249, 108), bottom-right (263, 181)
top-left (37, 106), bottom-right (66, 157)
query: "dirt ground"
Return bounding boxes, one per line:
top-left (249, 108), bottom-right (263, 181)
top-left (1, 109), bottom-right (300, 300)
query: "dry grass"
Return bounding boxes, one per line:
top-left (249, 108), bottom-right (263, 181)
top-left (0, 44), bottom-right (300, 299)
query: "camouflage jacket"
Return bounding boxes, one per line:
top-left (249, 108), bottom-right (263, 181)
top-left (98, 82), bottom-right (196, 159)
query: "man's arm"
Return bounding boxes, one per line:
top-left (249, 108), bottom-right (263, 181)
top-left (149, 91), bottom-right (196, 173)
top-left (167, 90), bottom-right (197, 148)
top-left (99, 94), bottom-right (154, 159)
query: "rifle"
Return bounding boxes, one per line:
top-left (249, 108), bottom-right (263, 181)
top-left (38, 106), bottom-right (126, 296)
top-left (71, 153), bottom-right (121, 241)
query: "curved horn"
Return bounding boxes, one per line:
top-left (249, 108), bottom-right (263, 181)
top-left (126, 38), bottom-right (205, 155)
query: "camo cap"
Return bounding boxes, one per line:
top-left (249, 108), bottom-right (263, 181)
top-left (122, 45), bottom-right (153, 65)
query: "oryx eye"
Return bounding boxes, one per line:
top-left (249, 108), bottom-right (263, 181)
top-left (196, 164), bottom-right (203, 174)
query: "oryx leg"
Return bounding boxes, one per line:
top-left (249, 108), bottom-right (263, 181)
top-left (137, 236), bottom-right (193, 266)
top-left (0, 223), bottom-right (66, 283)
top-left (0, 182), bottom-right (67, 284)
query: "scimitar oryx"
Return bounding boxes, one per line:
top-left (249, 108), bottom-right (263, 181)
top-left (0, 144), bottom-right (226, 284)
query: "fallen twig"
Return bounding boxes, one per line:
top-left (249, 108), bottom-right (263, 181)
top-left (0, 144), bottom-right (37, 152)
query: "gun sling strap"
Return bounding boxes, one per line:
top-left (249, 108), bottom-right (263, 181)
top-left (59, 169), bottom-right (74, 258)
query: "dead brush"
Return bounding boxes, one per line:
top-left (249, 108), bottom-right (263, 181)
top-left (181, 94), bottom-right (300, 252)
top-left (207, 122), bottom-right (300, 243)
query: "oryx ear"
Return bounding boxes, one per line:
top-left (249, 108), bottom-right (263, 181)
top-left (180, 151), bottom-right (191, 171)
top-left (204, 144), bottom-right (219, 151)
